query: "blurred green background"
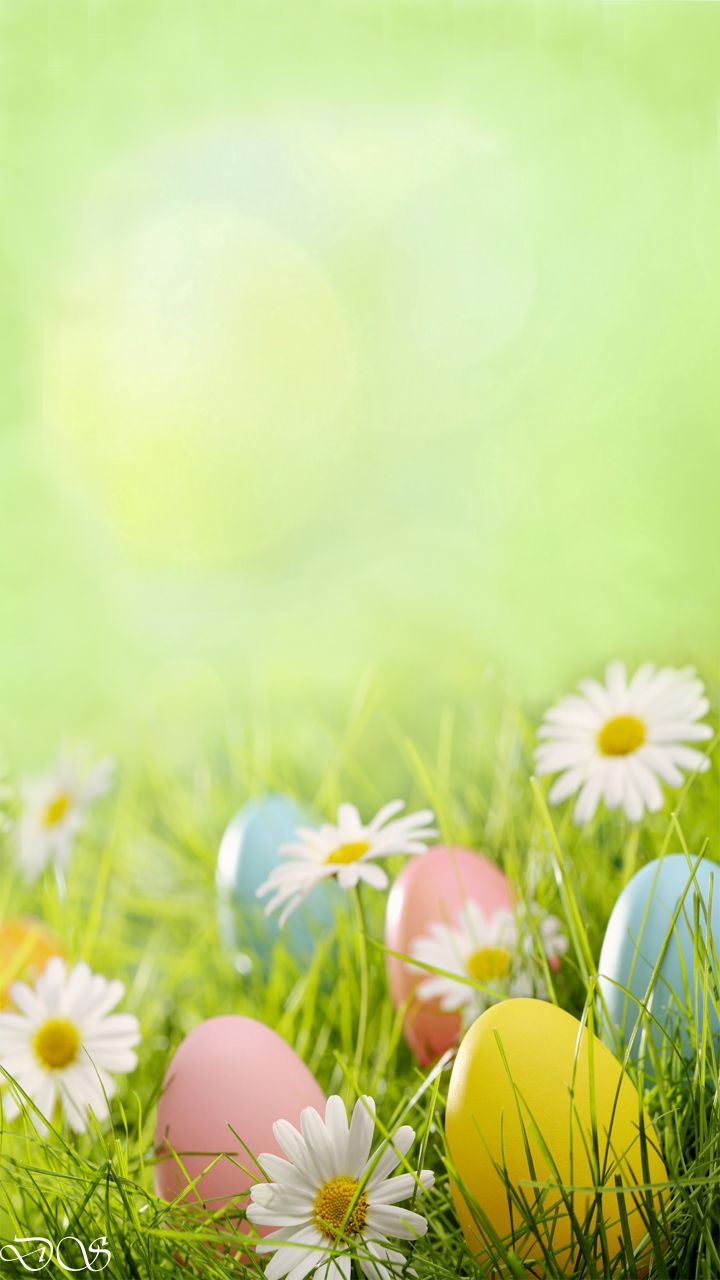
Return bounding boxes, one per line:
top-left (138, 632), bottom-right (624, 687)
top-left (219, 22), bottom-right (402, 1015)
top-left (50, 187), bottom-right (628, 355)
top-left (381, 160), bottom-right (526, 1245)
top-left (2, 1), bottom-right (719, 765)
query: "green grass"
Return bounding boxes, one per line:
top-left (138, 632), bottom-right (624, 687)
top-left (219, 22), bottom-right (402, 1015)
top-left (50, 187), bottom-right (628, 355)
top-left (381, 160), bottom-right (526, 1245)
top-left (0, 694), bottom-right (718, 1279)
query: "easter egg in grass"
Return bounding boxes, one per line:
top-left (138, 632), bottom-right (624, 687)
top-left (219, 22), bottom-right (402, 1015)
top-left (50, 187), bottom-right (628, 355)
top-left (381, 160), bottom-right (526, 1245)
top-left (216, 793), bottom-right (339, 973)
top-left (385, 845), bottom-right (513, 1064)
top-left (445, 999), bottom-right (668, 1274)
top-left (155, 1015), bottom-right (326, 1234)
top-left (0, 917), bottom-right (63, 1007)
top-left (598, 854), bottom-right (720, 1073)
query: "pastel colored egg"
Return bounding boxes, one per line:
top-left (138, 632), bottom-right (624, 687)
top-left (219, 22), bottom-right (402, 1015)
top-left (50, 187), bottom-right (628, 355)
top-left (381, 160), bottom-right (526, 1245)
top-left (155, 1015), bottom-right (326, 1231)
top-left (446, 999), bottom-right (668, 1273)
top-left (384, 845), bottom-right (513, 1064)
top-left (0, 917), bottom-right (63, 1007)
top-left (598, 854), bottom-right (720, 1068)
top-left (216, 793), bottom-right (339, 972)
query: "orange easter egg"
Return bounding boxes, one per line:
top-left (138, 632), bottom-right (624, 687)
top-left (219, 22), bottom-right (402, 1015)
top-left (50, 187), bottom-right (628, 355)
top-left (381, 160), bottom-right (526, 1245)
top-left (0, 917), bottom-right (63, 1006)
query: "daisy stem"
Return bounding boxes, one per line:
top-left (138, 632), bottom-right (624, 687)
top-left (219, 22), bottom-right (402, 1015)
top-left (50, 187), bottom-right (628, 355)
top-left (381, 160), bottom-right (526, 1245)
top-left (352, 885), bottom-right (369, 1078)
top-left (53, 862), bottom-right (67, 902)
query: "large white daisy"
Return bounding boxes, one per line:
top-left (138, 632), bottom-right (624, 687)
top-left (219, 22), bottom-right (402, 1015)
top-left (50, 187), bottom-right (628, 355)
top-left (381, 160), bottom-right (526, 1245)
top-left (16, 752), bottom-right (115, 880)
top-left (535, 662), bottom-right (713, 824)
top-left (409, 900), bottom-right (567, 1023)
top-left (247, 1094), bottom-right (433, 1280)
top-left (0, 957), bottom-right (140, 1134)
top-left (257, 801), bottom-right (436, 925)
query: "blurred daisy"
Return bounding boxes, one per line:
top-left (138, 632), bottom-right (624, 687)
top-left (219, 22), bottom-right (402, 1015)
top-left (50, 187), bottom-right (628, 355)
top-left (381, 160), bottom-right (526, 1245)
top-left (0, 957), bottom-right (140, 1134)
top-left (258, 801), bottom-right (436, 926)
top-left (409, 901), bottom-right (567, 1023)
top-left (533, 912), bottom-right (569, 971)
top-left (16, 752), bottom-right (115, 880)
top-left (536, 662), bottom-right (713, 824)
top-left (247, 1094), bottom-right (433, 1280)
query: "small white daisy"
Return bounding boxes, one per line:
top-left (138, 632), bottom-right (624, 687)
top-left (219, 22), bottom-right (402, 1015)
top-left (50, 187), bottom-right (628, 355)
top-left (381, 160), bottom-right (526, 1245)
top-left (0, 957), bottom-right (140, 1134)
top-left (409, 900), bottom-right (568, 1024)
top-left (257, 801), bottom-right (436, 926)
top-left (247, 1094), bottom-right (433, 1280)
top-left (16, 751), bottom-right (115, 880)
top-left (535, 662), bottom-right (713, 824)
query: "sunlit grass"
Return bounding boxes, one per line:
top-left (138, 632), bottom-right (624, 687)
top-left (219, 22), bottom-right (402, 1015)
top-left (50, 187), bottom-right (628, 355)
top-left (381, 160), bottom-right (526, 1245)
top-left (0, 696), bottom-right (718, 1278)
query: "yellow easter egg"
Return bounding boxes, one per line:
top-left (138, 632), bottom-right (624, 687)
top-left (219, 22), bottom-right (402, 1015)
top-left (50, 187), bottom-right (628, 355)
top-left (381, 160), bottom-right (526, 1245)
top-left (446, 999), bottom-right (668, 1273)
top-left (0, 917), bottom-right (63, 1007)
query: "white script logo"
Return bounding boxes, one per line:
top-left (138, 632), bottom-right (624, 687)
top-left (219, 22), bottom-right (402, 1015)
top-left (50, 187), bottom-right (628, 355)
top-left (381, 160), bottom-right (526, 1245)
top-left (0, 1236), bottom-right (111, 1272)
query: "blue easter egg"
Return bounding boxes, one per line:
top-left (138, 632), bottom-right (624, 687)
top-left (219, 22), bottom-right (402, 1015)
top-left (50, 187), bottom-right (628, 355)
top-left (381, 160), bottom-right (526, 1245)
top-left (597, 855), bottom-right (720, 1070)
top-left (216, 793), bottom-right (338, 972)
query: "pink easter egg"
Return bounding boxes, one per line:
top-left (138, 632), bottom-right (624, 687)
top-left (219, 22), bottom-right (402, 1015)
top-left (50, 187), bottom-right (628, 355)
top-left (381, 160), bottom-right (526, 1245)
top-left (155, 1016), bottom-right (326, 1238)
top-left (385, 845), bottom-right (513, 1065)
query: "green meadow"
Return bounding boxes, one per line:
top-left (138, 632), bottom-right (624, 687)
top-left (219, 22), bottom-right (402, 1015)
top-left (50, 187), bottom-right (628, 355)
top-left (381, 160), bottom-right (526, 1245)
top-left (1, 710), bottom-right (719, 1276)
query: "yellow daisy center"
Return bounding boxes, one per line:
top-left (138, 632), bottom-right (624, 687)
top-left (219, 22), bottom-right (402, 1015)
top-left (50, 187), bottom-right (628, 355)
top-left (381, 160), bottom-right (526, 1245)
top-left (467, 946), bottom-right (513, 983)
top-left (33, 1017), bottom-right (81, 1070)
top-left (313, 1175), bottom-right (369, 1241)
top-left (326, 840), bottom-right (370, 866)
top-left (597, 714), bottom-right (646, 757)
top-left (42, 792), bottom-right (72, 828)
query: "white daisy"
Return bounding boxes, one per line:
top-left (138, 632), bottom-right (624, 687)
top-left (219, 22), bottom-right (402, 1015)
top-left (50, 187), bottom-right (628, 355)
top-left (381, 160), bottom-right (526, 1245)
top-left (409, 900), bottom-right (566, 1023)
top-left (16, 751), bottom-right (115, 880)
top-left (257, 801), bottom-right (436, 925)
top-left (0, 957), bottom-right (140, 1134)
top-left (535, 662), bottom-right (713, 825)
top-left (247, 1094), bottom-right (433, 1280)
